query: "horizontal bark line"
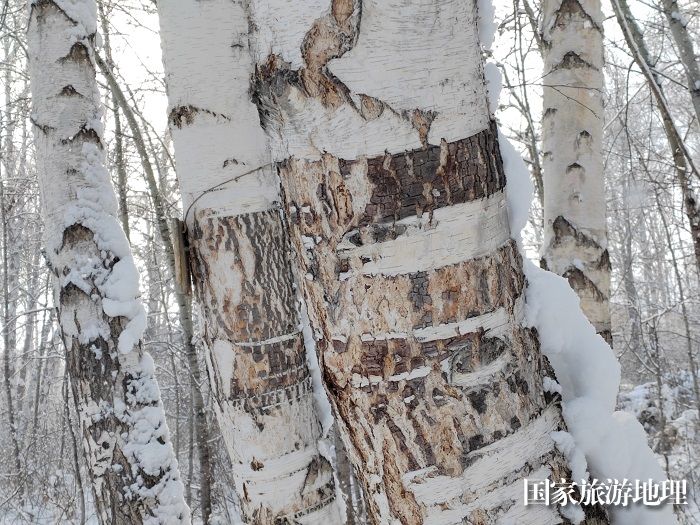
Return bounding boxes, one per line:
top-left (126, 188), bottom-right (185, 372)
top-left (210, 333), bottom-right (309, 401)
top-left (221, 374), bottom-right (314, 412)
top-left (403, 405), bottom-right (560, 505)
top-left (343, 296), bottom-right (525, 388)
top-left (337, 190), bottom-right (510, 276)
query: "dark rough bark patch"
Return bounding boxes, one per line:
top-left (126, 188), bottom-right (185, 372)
top-left (59, 85), bottom-right (83, 97)
top-left (550, 215), bottom-right (606, 254)
top-left (563, 266), bottom-right (607, 302)
top-left (551, 0), bottom-right (603, 34)
top-left (251, 55), bottom-right (303, 132)
top-left (223, 335), bottom-right (311, 403)
top-left (168, 104), bottom-right (231, 129)
top-left (552, 51), bottom-right (598, 71)
top-left (60, 41), bottom-right (92, 63)
top-left (339, 122), bottom-right (506, 227)
top-left (31, 0), bottom-right (81, 27)
top-left (299, 3), bottom-right (359, 109)
top-left (409, 109), bottom-right (437, 147)
top-left (190, 209), bottom-right (298, 342)
top-left (576, 129), bottom-right (593, 150)
top-left (332, 240), bottom-right (526, 337)
top-left (61, 125), bottom-right (102, 147)
top-left (566, 162), bottom-right (584, 174)
top-left (190, 209), bottom-right (313, 410)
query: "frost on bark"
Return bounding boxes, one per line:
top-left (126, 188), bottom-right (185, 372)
top-left (27, 1), bottom-right (189, 523)
top-left (157, 1), bottom-right (341, 522)
top-left (541, 0), bottom-right (612, 344)
top-left (245, 1), bottom-right (575, 522)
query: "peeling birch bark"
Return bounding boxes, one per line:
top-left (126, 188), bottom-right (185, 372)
top-left (157, 1), bottom-right (341, 521)
top-left (244, 1), bottom-right (576, 522)
top-left (27, 1), bottom-right (189, 523)
top-left (541, 0), bottom-right (612, 344)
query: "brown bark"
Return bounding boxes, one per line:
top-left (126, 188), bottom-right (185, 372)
top-left (275, 130), bottom-right (564, 523)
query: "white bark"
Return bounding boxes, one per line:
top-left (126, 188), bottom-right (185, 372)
top-left (660, 0), bottom-right (700, 126)
top-left (541, 0), bottom-right (612, 343)
top-left (27, 1), bottom-right (189, 522)
top-left (244, 1), bottom-right (581, 523)
top-left (157, 1), bottom-right (341, 522)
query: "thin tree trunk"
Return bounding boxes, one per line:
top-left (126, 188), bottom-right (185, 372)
top-left (1, 36), bottom-right (23, 487)
top-left (97, 2), bottom-right (130, 242)
top-left (648, 323), bottom-right (671, 478)
top-left (541, 0), bottom-right (612, 344)
top-left (620, 173), bottom-right (643, 356)
top-left (94, 51), bottom-right (214, 524)
top-left (157, 1), bottom-right (342, 522)
top-left (245, 2), bottom-right (581, 522)
top-left (611, 0), bottom-right (700, 276)
top-left (29, 297), bottom-right (52, 451)
top-left (659, 0), bottom-right (700, 125)
top-left (653, 187), bottom-right (700, 412)
top-left (27, 2), bottom-right (189, 522)
top-left (0, 180), bottom-right (23, 498)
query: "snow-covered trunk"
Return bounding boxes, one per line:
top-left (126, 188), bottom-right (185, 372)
top-left (157, 1), bottom-right (341, 522)
top-left (660, 0), bottom-right (700, 126)
top-left (95, 51), bottom-right (215, 524)
top-left (244, 1), bottom-right (577, 522)
top-left (541, 0), bottom-right (611, 344)
top-left (27, 2), bottom-right (189, 523)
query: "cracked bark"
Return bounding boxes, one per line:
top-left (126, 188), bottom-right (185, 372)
top-left (157, 1), bottom-right (341, 522)
top-left (541, 0), bottom-right (612, 344)
top-left (244, 1), bottom-right (596, 522)
top-left (27, 1), bottom-right (189, 523)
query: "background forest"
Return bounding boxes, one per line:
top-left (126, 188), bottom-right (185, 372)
top-left (0, 0), bottom-right (698, 523)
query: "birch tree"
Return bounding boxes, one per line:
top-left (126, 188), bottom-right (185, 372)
top-left (26, 1), bottom-right (189, 522)
top-left (157, 1), bottom-right (342, 522)
top-left (611, 0), bottom-right (700, 276)
top-left (659, 0), bottom-right (700, 125)
top-left (242, 1), bottom-right (585, 522)
top-left (541, 0), bottom-right (611, 343)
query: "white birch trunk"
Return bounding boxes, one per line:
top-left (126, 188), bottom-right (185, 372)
top-left (660, 0), bottom-right (700, 125)
top-left (157, 1), bottom-right (342, 522)
top-left (243, 1), bottom-right (586, 523)
top-left (541, 0), bottom-right (612, 344)
top-left (27, 1), bottom-right (189, 522)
